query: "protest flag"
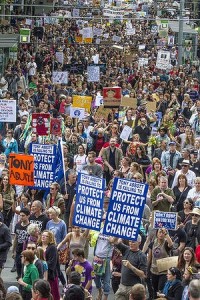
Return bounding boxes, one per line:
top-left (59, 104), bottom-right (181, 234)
top-left (54, 138), bottom-right (65, 184)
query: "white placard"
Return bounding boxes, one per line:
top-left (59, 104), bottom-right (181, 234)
top-left (52, 71), bottom-right (68, 84)
top-left (82, 27), bottom-right (93, 39)
top-left (92, 54), bottom-right (99, 64)
top-left (0, 99), bottom-right (16, 122)
top-left (138, 58), bottom-right (149, 67)
top-left (87, 66), bottom-right (100, 82)
top-left (156, 50), bottom-right (170, 70)
top-left (96, 38), bottom-right (101, 44)
top-left (138, 44), bottom-right (146, 50)
top-left (73, 8), bottom-right (80, 17)
top-left (120, 125), bottom-right (132, 141)
top-left (95, 95), bottom-right (104, 106)
top-left (70, 107), bottom-right (85, 119)
top-left (112, 35), bottom-right (121, 42)
top-left (55, 52), bottom-right (64, 64)
top-left (126, 28), bottom-right (135, 36)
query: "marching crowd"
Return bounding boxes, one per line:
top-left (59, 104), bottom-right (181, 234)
top-left (0, 1), bottom-right (200, 300)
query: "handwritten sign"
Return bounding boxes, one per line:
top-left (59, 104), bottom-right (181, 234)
top-left (103, 87), bottom-right (121, 107)
top-left (0, 100), bottom-right (16, 122)
top-left (72, 96), bottom-right (92, 113)
top-left (9, 154), bottom-right (34, 186)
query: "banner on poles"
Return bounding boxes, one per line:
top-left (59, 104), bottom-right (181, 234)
top-left (103, 177), bottom-right (148, 240)
top-left (9, 154), bottom-right (34, 186)
top-left (0, 100), bottom-right (16, 122)
top-left (30, 143), bottom-right (57, 190)
top-left (73, 173), bottom-right (105, 231)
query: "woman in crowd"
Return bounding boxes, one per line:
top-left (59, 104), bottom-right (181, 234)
top-left (132, 145), bottom-right (151, 178)
top-left (148, 158), bottom-right (164, 182)
top-left (148, 228), bottom-right (173, 299)
top-left (173, 174), bottom-right (191, 212)
top-left (0, 174), bottom-right (15, 227)
top-left (0, 154), bottom-right (6, 178)
top-left (57, 226), bottom-right (89, 259)
top-left (17, 250), bottom-right (39, 300)
top-left (2, 129), bottom-right (18, 157)
top-left (23, 223), bottom-right (40, 250)
top-left (32, 279), bottom-right (53, 300)
top-left (38, 230), bottom-right (60, 300)
top-left (177, 247), bottom-right (200, 274)
top-left (157, 267), bottom-right (183, 300)
top-left (127, 162), bottom-right (141, 179)
top-left (119, 157), bottom-right (131, 178)
top-left (178, 198), bottom-right (193, 224)
top-left (46, 206), bottom-right (67, 245)
top-left (76, 121), bottom-right (87, 144)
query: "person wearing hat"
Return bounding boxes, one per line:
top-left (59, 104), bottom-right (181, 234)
top-left (190, 150), bottom-right (200, 176)
top-left (184, 207), bottom-right (200, 250)
top-left (161, 141), bottom-right (182, 186)
top-left (7, 286), bottom-right (20, 294)
top-left (0, 212), bottom-right (12, 275)
top-left (177, 148), bottom-right (191, 169)
top-left (171, 160), bottom-right (196, 189)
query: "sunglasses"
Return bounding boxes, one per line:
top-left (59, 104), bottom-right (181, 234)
top-left (191, 214), bottom-right (199, 217)
top-left (27, 247), bottom-right (36, 250)
top-left (182, 165), bottom-right (189, 167)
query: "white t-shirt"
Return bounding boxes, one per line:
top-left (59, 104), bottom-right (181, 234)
top-left (74, 154), bottom-right (87, 173)
top-left (27, 61), bottom-right (37, 76)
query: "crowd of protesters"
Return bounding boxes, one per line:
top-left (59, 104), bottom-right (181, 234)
top-left (0, 0), bottom-right (200, 300)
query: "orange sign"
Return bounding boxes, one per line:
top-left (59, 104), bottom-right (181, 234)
top-left (9, 154), bottom-right (34, 186)
top-left (84, 38), bottom-right (93, 43)
top-left (75, 35), bottom-right (83, 43)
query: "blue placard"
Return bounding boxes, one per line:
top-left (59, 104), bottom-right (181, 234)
top-left (73, 173), bottom-right (105, 231)
top-left (153, 211), bottom-right (177, 230)
top-left (103, 177), bottom-right (148, 241)
top-left (30, 143), bottom-right (57, 190)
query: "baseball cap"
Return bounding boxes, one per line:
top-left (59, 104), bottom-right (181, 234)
top-left (7, 286), bottom-right (19, 294)
top-left (169, 141), bottom-right (176, 146)
top-left (191, 149), bottom-right (198, 155)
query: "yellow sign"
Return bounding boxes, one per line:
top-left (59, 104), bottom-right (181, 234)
top-left (72, 96), bottom-right (92, 113)
top-left (84, 38), bottom-right (93, 43)
top-left (75, 35), bottom-right (83, 43)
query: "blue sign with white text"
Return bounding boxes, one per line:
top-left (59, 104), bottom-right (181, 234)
top-left (103, 177), bottom-right (148, 240)
top-left (153, 211), bottom-right (177, 230)
top-left (73, 173), bottom-right (106, 231)
top-left (30, 143), bottom-right (57, 190)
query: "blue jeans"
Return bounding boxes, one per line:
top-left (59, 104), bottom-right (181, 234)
top-left (94, 258), bottom-right (111, 295)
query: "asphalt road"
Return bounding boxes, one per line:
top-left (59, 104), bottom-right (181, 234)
top-left (2, 245), bottom-right (115, 299)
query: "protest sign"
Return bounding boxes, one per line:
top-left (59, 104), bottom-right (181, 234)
top-left (72, 96), bottom-right (92, 113)
top-left (156, 50), bottom-right (170, 70)
top-left (153, 211), bottom-right (178, 230)
top-left (73, 173), bottom-right (105, 230)
top-left (50, 118), bottom-right (61, 135)
top-left (55, 52), bottom-right (64, 64)
top-left (52, 71), bottom-right (68, 84)
top-left (103, 87), bottom-right (121, 107)
top-left (157, 256), bottom-right (179, 273)
top-left (82, 27), bottom-right (93, 39)
top-left (159, 20), bottom-right (169, 38)
top-left (9, 154), bottom-right (34, 186)
top-left (120, 125), bottom-right (132, 141)
top-left (103, 177), bottom-right (148, 240)
top-left (75, 35), bottom-right (83, 43)
top-left (95, 106), bottom-right (112, 120)
top-left (72, 8), bottom-right (80, 17)
top-left (87, 65), bottom-right (100, 82)
top-left (30, 143), bottom-right (57, 190)
top-left (95, 95), bottom-right (103, 107)
top-left (32, 113), bottom-right (50, 136)
top-left (121, 97), bottom-right (137, 108)
top-left (146, 101), bottom-right (157, 112)
top-left (70, 107), bottom-right (85, 119)
top-left (0, 100), bottom-right (16, 122)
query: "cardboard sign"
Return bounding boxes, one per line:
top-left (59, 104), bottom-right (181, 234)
top-left (9, 154), bottom-right (34, 186)
top-left (121, 97), bottom-right (137, 108)
top-left (95, 106), bottom-right (112, 120)
top-left (103, 177), bottom-right (148, 240)
top-left (87, 65), bottom-right (100, 82)
top-left (153, 211), bottom-right (178, 230)
top-left (50, 118), bottom-right (61, 135)
top-left (30, 143), bottom-right (57, 190)
top-left (120, 125), bottom-right (132, 141)
top-left (52, 71), bottom-right (68, 84)
top-left (103, 87), bottom-right (121, 107)
top-left (0, 100), bottom-right (16, 122)
top-left (72, 96), bottom-right (92, 113)
top-left (146, 101), bottom-right (157, 112)
top-left (32, 113), bottom-right (50, 136)
top-left (73, 173), bottom-right (105, 230)
top-left (157, 256), bottom-right (179, 273)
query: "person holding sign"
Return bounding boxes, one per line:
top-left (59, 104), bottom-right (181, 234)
top-left (111, 235), bottom-right (147, 300)
top-left (148, 228), bottom-right (173, 299)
